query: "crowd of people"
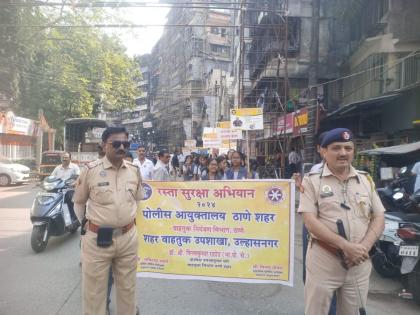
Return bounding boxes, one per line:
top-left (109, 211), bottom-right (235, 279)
top-left (130, 146), bottom-right (261, 181)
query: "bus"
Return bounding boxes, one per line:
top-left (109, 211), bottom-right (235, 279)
top-left (64, 118), bottom-right (107, 164)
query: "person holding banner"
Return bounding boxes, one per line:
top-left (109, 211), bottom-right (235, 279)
top-left (298, 128), bottom-right (385, 315)
top-left (200, 158), bottom-right (222, 180)
top-left (225, 151), bottom-right (248, 180)
top-left (216, 155), bottom-right (228, 180)
top-left (133, 145), bottom-right (154, 180)
top-left (153, 150), bottom-right (171, 181)
top-left (193, 155), bottom-right (208, 181)
top-left (182, 155), bottom-right (194, 181)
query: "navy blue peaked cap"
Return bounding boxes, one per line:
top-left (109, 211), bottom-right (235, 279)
top-left (321, 128), bottom-right (353, 148)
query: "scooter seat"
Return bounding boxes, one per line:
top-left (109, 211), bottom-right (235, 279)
top-left (385, 211), bottom-right (420, 223)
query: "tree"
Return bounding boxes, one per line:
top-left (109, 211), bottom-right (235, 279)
top-left (0, 3), bottom-right (140, 145)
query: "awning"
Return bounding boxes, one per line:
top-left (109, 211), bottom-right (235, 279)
top-left (360, 141), bottom-right (420, 155)
top-left (326, 94), bottom-right (400, 119)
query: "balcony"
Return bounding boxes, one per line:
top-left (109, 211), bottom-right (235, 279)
top-left (325, 53), bottom-right (420, 111)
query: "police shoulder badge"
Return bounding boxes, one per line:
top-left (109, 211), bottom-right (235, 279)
top-left (320, 185), bottom-right (333, 198)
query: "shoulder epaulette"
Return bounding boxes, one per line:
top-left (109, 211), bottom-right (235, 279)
top-left (126, 161), bottom-right (138, 168)
top-left (86, 159), bottom-right (103, 169)
top-left (356, 170), bottom-right (374, 187)
top-left (308, 170), bottom-right (321, 176)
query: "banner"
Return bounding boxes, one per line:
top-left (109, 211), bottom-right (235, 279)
top-left (230, 108), bottom-right (263, 131)
top-left (276, 113), bottom-right (293, 135)
top-left (202, 127), bottom-right (222, 148)
top-left (275, 107), bottom-right (308, 136)
top-left (0, 111), bottom-right (37, 136)
top-left (216, 121), bottom-right (231, 129)
top-left (184, 139), bottom-right (197, 148)
top-left (293, 107), bottom-right (308, 135)
top-left (137, 180), bottom-right (295, 286)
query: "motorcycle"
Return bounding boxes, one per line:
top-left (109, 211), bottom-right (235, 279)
top-left (30, 175), bottom-right (80, 253)
top-left (371, 212), bottom-right (404, 278)
top-left (397, 213), bottom-right (420, 305)
top-left (372, 188), bottom-right (420, 278)
top-left (377, 166), bottom-right (415, 212)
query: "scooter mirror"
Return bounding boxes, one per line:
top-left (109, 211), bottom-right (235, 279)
top-left (399, 166), bottom-right (408, 176)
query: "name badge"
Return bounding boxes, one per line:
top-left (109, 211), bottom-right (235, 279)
top-left (98, 182), bottom-right (110, 187)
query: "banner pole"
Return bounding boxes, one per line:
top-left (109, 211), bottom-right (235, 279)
top-left (246, 130), bottom-right (250, 176)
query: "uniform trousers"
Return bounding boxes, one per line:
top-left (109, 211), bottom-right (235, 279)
top-left (81, 226), bottom-right (138, 315)
top-left (305, 241), bottom-right (371, 315)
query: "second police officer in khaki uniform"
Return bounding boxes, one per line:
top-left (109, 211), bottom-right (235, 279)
top-left (74, 127), bottom-right (143, 315)
top-left (298, 128), bottom-right (385, 315)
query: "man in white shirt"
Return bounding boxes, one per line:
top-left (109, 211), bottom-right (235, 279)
top-left (51, 152), bottom-right (80, 181)
top-left (51, 152), bottom-right (80, 220)
top-left (133, 145), bottom-right (154, 180)
top-left (153, 149), bottom-right (171, 181)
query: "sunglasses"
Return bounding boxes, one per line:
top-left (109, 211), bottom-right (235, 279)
top-left (108, 141), bottom-right (130, 149)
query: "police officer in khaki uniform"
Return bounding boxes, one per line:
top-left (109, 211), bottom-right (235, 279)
top-left (74, 127), bottom-right (143, 315)
top-left (298, 128), bottom-right (385, 315)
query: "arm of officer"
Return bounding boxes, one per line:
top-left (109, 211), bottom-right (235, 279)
top-left (135, 169), bottom-right (144, 205)
top-left (360, 186), bottom-right (385, 251)
top-left (73, 167), bottom-right (89, 222)
top-left (299, 176), bottom-right (368, 261)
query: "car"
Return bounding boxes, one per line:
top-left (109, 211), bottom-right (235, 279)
top-left (0, 158), bottom-right (31, 186)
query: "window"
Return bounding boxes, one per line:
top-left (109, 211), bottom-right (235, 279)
top-left (221, 28), bottom-right (227, 37)
top-left (211, 27), bottom-right (219, 34)
top-left (210, 44), bottom-right (229, 55)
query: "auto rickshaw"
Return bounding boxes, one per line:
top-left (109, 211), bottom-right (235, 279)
top-left (38, 151), bottom-right (64, 180)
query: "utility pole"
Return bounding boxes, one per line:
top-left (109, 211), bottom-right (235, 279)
top-left (281, 0), bottom-right (290, 178)
top-left (238, 0), bottom-right (245, 109)
top-left (305, 0), bottom-right (320, 163)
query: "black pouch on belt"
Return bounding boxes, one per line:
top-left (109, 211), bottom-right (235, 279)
top-left (97, 227), bottom-right (113, 247)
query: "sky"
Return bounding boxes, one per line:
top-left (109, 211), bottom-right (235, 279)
top-left (111, 4), bottom-right (170, 56)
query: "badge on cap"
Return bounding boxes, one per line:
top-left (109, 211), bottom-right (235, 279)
top-left (100, 170), bottom-right (107, 177)
top-left (320, 185), bottom-right (334, 198)
top-left (342, 131), bottom-right (350, 140)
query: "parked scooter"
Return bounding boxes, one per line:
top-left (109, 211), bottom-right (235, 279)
top-left (397, 202), bottom-right (420, 305)
top-left (30, 175), bottom-right (80, 253)
top-left (377, 166), bottom-right (415, 212)
top-left (372, 185), bottom-right (420, 278)
top-left (372, 212), bottom-right (403, 278)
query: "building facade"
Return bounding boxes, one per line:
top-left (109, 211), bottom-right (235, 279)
top-left (233, 0), bottom-right (343, 161)
top-left (322, 0), bottom-right (420, 148)
top-left (147, 3), bottom-right (234, 151)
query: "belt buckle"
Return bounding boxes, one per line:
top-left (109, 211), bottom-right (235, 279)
top-left (113, 228), bottom-right (123, 237)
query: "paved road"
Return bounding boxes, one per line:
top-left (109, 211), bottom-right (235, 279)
top-left (0, 183), bottom-right (419, 315)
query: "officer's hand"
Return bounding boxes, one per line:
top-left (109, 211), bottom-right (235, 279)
top-left (292, 173), bottom-right (304, 193)
top-left (342, 242), bottom-right (369, 266)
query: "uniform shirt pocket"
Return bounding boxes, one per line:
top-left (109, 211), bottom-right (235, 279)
top-left (318, 197), bottom-right (342, 220)
top-left (354, 193), bottom-right (372, 221)
top-left (91, 186), bottom-right (114, 205)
